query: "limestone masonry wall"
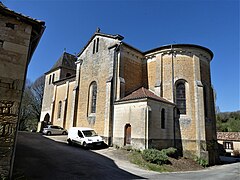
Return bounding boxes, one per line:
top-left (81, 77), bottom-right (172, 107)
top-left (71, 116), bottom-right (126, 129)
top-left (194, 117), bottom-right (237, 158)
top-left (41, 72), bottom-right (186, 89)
top-left (76, 36), bottom-right (119, 135)
top-left (0, 11), bottom-right (45, 178)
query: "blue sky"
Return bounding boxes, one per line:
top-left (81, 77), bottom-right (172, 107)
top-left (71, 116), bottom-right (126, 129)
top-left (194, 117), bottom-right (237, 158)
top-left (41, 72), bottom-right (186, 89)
top-left (3, 0), bottom-right (239, 112)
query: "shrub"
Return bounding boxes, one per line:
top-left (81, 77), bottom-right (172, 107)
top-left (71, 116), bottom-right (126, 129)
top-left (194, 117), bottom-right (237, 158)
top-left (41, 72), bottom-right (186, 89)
top-left (195, 157), bottom-right (208, 167)
top-left (233, 150), bottom-right (240, 157)
top-left (142, 149), bottom-right (169, 165)
top-left (161, 147), bottom-right (178, 158)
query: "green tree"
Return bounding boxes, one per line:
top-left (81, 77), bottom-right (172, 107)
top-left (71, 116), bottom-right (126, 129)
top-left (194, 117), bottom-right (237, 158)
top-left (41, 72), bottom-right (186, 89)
top-left (216, 111), bottom-right (240, 132)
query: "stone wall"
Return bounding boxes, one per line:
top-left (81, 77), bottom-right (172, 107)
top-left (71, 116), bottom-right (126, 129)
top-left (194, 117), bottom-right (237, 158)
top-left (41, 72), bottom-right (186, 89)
top-left (120, 45), bottom-right (144, 95)
top-left (51, 79), bottom-right (75, 130)
top-left (113, 98), bottom-right (175, 150)
top-left (76, 35), bottom-right (120, 136)
top-left (145, 45), bottom-right (216, 163)
top-left (65, 81), bottom-right (75, 129)
top-left (37, 62), bottom-right (76, 132)
top-left (147, 99), bottom-right (175, 149)
top-left (113, 100), bottom-right (148, 150)
top-left (0, 14), bottom-right (31, 178)
top-left (40, 69), bottom-right (61, 123)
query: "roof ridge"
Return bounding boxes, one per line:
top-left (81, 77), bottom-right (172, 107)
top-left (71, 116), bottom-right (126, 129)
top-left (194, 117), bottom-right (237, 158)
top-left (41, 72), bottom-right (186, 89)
top-left (119, 86), bottom-right (174, 105)
top-left (47, 52), bottom-right (77, 73)
top-left (142, 87), bottom-right (148, 97)
top-left (0, 2), bottom-right (6, 8)
top-left (77, 30), bottom-right (124, 57)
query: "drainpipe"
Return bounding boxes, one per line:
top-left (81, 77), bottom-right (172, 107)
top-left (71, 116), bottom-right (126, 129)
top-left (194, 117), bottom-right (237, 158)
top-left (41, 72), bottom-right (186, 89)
top-left (145, 106), bottom-right (149, 149)
top-left (173, 107), bottom-right (176, 148)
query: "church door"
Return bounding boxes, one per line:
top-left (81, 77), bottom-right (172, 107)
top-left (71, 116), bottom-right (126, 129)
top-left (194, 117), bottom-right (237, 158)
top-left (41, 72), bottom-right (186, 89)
top-left (124, 124), bottom-right (131, 145)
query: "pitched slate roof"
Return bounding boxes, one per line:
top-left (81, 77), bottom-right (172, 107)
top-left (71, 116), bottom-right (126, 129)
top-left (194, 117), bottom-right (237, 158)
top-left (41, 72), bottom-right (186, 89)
top-left (119, 87), bottom-right (174, 105)
top-left (217, 132), bottom-right (240, 141)
top-left (46, 52), bottom-right (77, 74)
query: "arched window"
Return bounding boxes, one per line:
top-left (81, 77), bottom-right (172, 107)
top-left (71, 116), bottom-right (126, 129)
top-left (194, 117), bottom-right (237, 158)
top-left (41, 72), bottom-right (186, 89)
top-left (89, 81), bottom-right (97, 113)
top-left (176, 82), bottom-right (186, 114)
top-left (161, 108), bottom-right (165, 129)
top-left (58, 101), bottom-right (62, 118)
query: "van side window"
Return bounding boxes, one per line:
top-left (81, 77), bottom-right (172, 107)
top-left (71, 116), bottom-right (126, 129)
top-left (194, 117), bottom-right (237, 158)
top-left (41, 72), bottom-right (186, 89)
top-left (78, 130), bottom-right (84, 138)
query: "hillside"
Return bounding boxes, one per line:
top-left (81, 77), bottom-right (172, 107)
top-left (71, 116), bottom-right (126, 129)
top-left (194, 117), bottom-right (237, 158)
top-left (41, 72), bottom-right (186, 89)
top-left (216, 111), bottom-right (240, 132)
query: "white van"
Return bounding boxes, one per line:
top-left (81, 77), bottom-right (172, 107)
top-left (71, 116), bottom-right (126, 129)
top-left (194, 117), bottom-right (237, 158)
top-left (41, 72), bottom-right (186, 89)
top-left (67, 127), bottom-right (103, 148)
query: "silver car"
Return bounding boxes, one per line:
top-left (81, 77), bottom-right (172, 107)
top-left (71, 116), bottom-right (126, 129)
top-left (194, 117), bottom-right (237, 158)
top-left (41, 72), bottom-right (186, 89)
top-left (43, 125), bottom-right (67, 135)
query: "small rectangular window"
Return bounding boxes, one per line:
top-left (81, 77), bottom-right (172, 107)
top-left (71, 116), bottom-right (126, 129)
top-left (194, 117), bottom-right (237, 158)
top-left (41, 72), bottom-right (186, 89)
top-left (0, 40), bottom-right (3, 47)
top-left (161, 108), bottom-right (165, 129)
top-left (223, 141), bottom-right (233, 150)
top-left (96, 38), bottom-right (99, 52)
top-left (93, 40), bottom-right (96, 54)
top-left (6, 23), bottom-right (15, 30)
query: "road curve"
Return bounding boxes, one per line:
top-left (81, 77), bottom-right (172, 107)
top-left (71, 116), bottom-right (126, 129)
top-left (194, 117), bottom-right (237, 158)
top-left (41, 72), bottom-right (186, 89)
top-left (13, 132), bottom-right (240, 180)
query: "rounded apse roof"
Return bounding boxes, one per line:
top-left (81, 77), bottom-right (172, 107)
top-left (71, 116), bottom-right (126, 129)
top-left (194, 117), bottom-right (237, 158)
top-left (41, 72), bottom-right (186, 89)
top-left (144, 44), bottom-right (214, 60)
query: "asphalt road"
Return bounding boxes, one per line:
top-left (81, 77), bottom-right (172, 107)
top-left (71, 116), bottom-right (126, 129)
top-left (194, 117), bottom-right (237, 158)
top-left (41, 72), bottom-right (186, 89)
top-left (13, 132), bottom-right (240, 180)
top-left (13, 132), bottom-right (145, 180)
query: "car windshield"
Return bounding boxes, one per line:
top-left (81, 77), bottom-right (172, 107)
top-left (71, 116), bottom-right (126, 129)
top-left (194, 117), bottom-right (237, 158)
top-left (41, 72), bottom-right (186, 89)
top-left (82, 130), bottom-right (98, 137)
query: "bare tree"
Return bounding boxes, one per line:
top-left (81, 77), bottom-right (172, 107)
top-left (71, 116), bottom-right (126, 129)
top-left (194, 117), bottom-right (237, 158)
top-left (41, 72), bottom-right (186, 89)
top-left (30, 75), bottom-right (45, 121)
top-left (19, 75), bottom-right (45, 131)
top-left (19, 79), bottom-right (34, 130)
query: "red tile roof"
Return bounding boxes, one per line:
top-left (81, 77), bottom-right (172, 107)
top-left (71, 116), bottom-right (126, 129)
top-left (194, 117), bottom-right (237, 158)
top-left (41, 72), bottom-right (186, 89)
top-left (120, 87), bottom-right (174, 105)
top-left (217, 132), bottom-right (240, 141)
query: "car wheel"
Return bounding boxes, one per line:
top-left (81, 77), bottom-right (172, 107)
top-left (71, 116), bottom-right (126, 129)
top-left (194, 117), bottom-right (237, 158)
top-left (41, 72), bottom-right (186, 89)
top-left (83, 142), bottom-right (87, 148)
top-left (62, 131), bottom-right (67, 135)
top-left (46, 131), bottom-right (51, 136)
top-left (67, 139), bottom-right (72, 145)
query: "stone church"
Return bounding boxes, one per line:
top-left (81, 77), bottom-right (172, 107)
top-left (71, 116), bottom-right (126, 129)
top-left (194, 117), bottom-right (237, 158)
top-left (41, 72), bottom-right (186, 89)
top-left (39, 29), bottom-right (218, 164)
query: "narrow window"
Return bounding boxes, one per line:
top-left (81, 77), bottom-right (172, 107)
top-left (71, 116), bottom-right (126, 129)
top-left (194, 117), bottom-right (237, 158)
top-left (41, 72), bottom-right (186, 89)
top-left (0, 40), bottom-right (3, 47)
top-left (161, 108), bottom-right (165, 129)
top-left (176, 82), bottom-right (186, 114)
top-left (52, 73), bottom-right (55, 83)
top-left (6, 23), bottom-right (15, 30)
top-left (91, 82), bottom-right (97, 113)
top-left (96, 38), bottom-right (99, 52)
top-left (58, 101), bottom-right (62, 118)
top-left (93, 40), bottom-right (96, 54)
top-left (89, 81), bottom-right (97, 113)
top-left (49, 75), bottom-right (52, 85)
